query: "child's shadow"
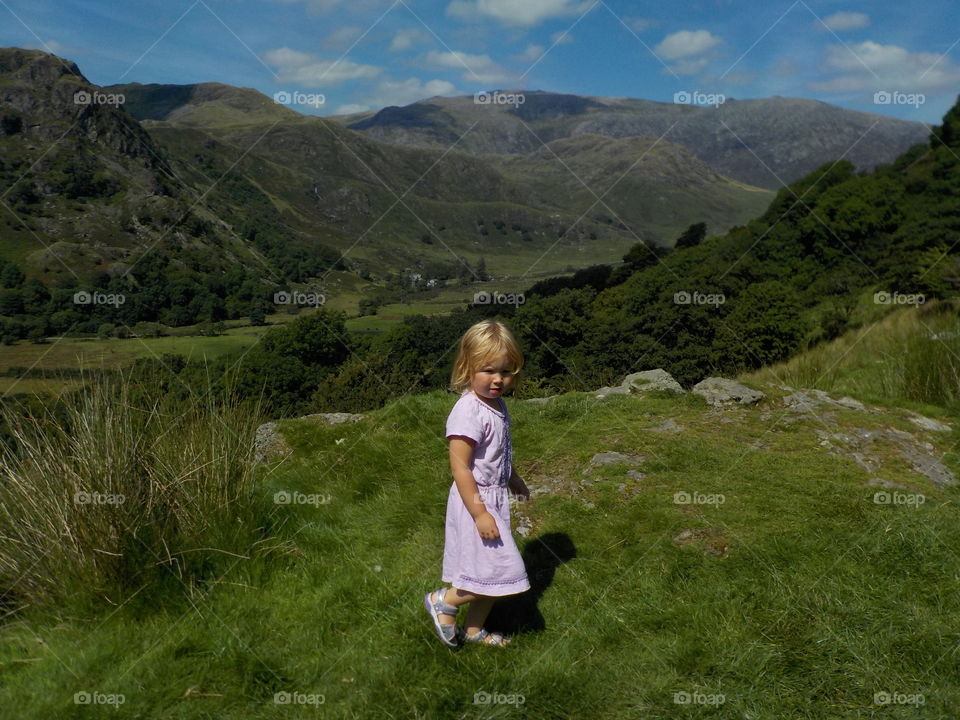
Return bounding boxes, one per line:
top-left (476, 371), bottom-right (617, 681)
top-left (486, 532), bottom-right (576, 635)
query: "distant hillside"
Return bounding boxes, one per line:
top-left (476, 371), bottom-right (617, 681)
top-left (102, 80), bottom-right (772, 267)
top-left (331, 91), bottom-right (929, 190)
top-left (0, 48), bottom-right (267, 285)
top-left (105, 81), bottom-right (299, 126)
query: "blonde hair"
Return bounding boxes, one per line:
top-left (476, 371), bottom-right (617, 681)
top-left (449, 319), bottom-right (524, 393)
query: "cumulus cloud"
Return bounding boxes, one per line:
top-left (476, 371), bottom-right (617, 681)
top-left (390, 28), bottom-right (431, 52)
top-left (654, 30), bottom-right (722, 60)
top-left (515, 44), bottom-right (546, 63)
top-left (322, 26), bottom-right (363, 51)
top-left (820, 11), bottom-right (870, 31)
top-left (623, 16), bottom-right (655, 33)
top-left (337, 77), bottom-right (458, 113)
top-left (263, 46), bottom-right (381, 86)
top-left (808, 40), bottom-right (960, 92)
top-left (425, 49), bottom-right (517, 84)
top-left (446, 0), bottom-right (595, 27)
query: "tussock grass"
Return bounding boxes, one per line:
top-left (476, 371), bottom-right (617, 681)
top-left (0, 368), bottom-right (275, 615)
top-left (742, 298), bottom-right (960, 412)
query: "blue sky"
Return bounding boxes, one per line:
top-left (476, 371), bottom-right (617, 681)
top-left (2, 0), bottom-right (958, 124)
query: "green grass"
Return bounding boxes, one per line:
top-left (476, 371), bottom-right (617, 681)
top-left (742, 297), bottom-right (960, 415)
top-left (1, 377), bottom-right (958, 717)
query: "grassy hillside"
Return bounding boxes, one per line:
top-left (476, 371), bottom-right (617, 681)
top-left (1, 319), bottom-right (957, 716)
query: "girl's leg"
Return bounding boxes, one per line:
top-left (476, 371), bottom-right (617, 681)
top-left (434, 587), bottom-right (478, 627)
top-left (462, 595), bottom-right (495, 636)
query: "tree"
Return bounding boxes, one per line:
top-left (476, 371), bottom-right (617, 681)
top-left (476, 256), bottom-right (490, 281)
top-left (674, 222), bottom-right (707, 249)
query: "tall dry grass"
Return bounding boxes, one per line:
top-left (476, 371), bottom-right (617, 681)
top-left (0, 367), bottom-right (272, 613)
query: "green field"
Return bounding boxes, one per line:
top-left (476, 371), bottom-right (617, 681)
top-left (1, 355), bottom-right (957, 716)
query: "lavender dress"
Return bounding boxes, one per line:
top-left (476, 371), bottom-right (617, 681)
top-left (442, 390), bottom-right (530, 596)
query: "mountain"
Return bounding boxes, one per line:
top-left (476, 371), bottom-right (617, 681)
top-left (331, 91), bottom-right (930, 190)
top-left (0, 48), bottom-right (267, 288)
top-left (102, 81), bottom-right (772, 266)
top-left (103, 81), bottom-right (300, 126)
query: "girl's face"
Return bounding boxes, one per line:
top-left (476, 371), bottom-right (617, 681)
top-left (470, 352), bottom-right (516, 406)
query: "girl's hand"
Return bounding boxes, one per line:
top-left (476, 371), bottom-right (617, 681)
top-left (475, 512), bottom-right (500, 540)
top-left (509, 477), bottom-right (530, 502)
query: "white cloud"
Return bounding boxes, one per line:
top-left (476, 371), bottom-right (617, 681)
top-left (515, 44), bottom-right (545, 63)
top-left (365, 77), bottom-right (458, 107)
top-left (654, 30), bottom-right (722, 60)
top-left (550, 30), bottom-right (574, 45)
top-left (809, 40), bottom-right (960, 92)
top-left (821, 11), bottom-right (870, 31)
top-left (322, 26), bottom-right (363, 51)
top-left (390, 28), bottom-right (431, 52)
top-left (446, 0), bottom-right (594, 27)
top-left (425, 49), bottom-right (516, 84)
top-left (266, 0), bottom-right (394, 13)
top-left (338, 78), bottom-right (458, 112)
top-left (623, 16), bottom-right (655, 33)
top-left (263, 46), bottom-right (381, 86)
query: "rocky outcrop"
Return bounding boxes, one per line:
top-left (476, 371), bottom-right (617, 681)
top-left (692, 377), bottom-right (765, 407)
top-left (254, 412), bottom-right (368, 464)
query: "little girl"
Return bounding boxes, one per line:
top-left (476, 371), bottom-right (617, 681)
top-left (424, 319), bottom-right (531, 647)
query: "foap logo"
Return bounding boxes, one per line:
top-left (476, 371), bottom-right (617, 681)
top-left (873, 491), bottom-right (925, 506)
top-left (273, 90), bottom-right (326, 108)
top-left (74, 491), bottom-right (126, 506)
top-left (673, 691), bottom-right (725, 706)
top-left (873, 90), bottom-right (925, 108)
top-left (874, 691), bottom-right (925, 706)
top-left (474, 91), bottom-right (525, 107)
top-left (74, 691), bottom-right (125, 707)
top-left (274, 290), bottom-right (326, 307)
top-left (274, 691), bottom-right (325, 706)
top-left (873, 290), bottom-right (925, 306)
top-left (673, 491), bottom-right (725, 507)
top-left (673, 90), bottom-right (725, 107)
top-left (73, 290), bottom-right (126, 307)
top-left (274, 490), bottom-right (333, 507)
top-left (473, 691), bottom-right (525, 706)
top-left (474, 290), bottom-right (525, 306)
top-left (673, 290), bottom-right (725, 306)
top-left (74, 90), bottom-right (125, 106)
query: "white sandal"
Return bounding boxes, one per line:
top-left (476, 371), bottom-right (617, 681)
top-left (463, 628), bottom-right (511, 647)
top-left (424, 588), bottom-right (460, 647)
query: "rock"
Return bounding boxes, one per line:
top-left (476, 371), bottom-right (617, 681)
top-left (692, 377), bottom-right (765, 407)
top-left (622, 369), bottom-right (684, 394)
top-left (865, 477), bottom-right (910, 490)
top-left (586, 451), bottom-right (646, 469)
top-left (815, 426), bottom-right (956, 488)
top-left (626, 469), bottom-right (646, 481)
top-left (594, 385), bottom-right (630, 398)
top-left (906, 412), bottom-right (952, 433)
top-left (783, 389), bottom-right (874, 417)
top-left (645, 418), bottom-right (683, 434)
top-left (254, 421), bottom-right (293, 464)
top-left (836, 396), bottom-right (866, 411)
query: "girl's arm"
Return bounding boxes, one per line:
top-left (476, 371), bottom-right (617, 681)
top-left (508, 464), bottom-right (530, 500)
top-left (449, 436), bottom-right (500, 540)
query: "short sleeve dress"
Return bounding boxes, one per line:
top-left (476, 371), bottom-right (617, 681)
top-left (442, 390), bottom-right (530, 596)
